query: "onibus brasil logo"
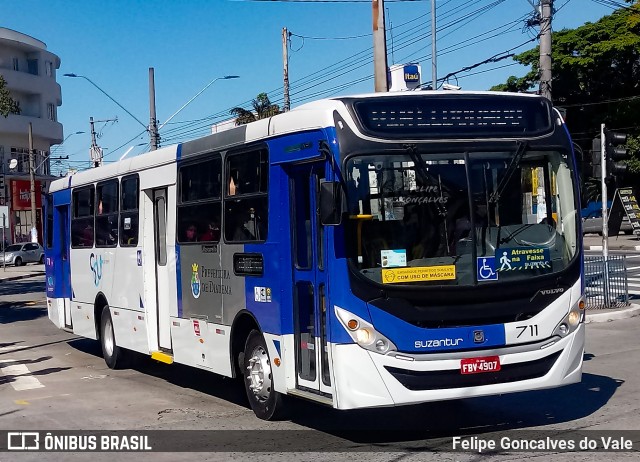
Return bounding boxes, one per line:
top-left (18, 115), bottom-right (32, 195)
top-left (191, 263), bottom-right (201, 299)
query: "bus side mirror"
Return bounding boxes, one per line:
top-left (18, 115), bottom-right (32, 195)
top-left (319, 180), bottom-right (342, 226)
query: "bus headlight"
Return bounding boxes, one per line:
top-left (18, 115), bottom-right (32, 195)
top-left (553, 297), bottom-right (584, 337)
top-left (335, 306), bottom-right (396, 354)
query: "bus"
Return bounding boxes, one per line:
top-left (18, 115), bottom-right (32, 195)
top-left (44, 91), bottom-right (585, 420)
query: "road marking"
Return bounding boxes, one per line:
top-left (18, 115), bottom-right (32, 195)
top-left (0, 346), bottom-right (29, 353)
top-left (0, 360), bottom-right (45, 391)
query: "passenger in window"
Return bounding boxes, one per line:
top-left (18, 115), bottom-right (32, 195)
top-left (229, 170), bottom-right (240, 196)
top-left (183, 223), bottom-right (198, 242)
top-left (200, 220), bottom-right (220, 242)
top-left (81, 223), bottom-right (94, 246)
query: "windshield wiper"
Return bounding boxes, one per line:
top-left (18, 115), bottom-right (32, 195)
top-left (488, 141), bottom-right (528, 205)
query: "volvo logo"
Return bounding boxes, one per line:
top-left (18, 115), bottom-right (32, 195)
top-left (473, 330), bottom-right (485, 343)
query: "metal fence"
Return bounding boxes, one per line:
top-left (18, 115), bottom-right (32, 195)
top-left (584, 255), bottom-right (630, 309)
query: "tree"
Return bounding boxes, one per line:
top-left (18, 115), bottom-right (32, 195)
top-left (491, 1), bottom-right (640, 176)
top-left (0, 75), bottom-right (20, 117)
top-left (230, 93), bottom-right (281, 126)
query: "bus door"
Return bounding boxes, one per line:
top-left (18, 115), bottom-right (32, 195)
top-left (145, 187), bottom-right (172, 352)
top-left (290, 162), bottom-right (332, 396)
top-left (56, 204), bottom-right (72, 329)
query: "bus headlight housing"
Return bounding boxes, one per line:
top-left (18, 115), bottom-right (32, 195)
top-left (335, 306), bottom-right (397, 354)
top-left (553, 297), bottom-right (585, 338)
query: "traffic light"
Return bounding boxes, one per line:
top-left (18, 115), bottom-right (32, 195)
top-left (605, 129), bottom-right (629, 182)
top-left (592, 136), bottom-right (602, 178)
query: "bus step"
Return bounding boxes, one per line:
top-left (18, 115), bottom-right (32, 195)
top-left (150, 351), bottom-right (174, 364)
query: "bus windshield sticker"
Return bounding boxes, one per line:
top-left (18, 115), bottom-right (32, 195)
top-left (382, 265), bottom-right (455, 284)
top-left (477, 256), bottom-right (498, 281)
top-left (381, 249), bottom-right (407, 268)
top-left (496, 248), bottom-right (551, 272)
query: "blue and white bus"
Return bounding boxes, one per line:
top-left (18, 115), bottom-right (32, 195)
top-left (45, 91), bottom-right (584, 420)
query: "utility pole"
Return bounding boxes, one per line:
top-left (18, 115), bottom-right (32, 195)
top-left (372, 0), bottom-right (388, 92)
top-left (282, 27), bottom-right (291, 112)
top-left (89, 117), bottom-right (101, 168)
top-left (28, 123), bottom-right (38, 243)
top-left (149, 67), bottom-right (160, 150)
top-left (600, 123), bottom-right (610, 307)
top-left (539, 0), bottom-right (553, 101)
top-left (89, 117), bottom-right (116, 168)
top-left (431, 0), bottom-right (437, 89)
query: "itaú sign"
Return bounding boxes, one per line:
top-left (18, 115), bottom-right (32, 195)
top-left (11, 179), bottom-right (42, 210)
top-left (404, 64), bottom-right (420, 83)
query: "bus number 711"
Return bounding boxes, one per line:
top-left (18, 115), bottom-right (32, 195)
top-left (516, 324), bottom-right (539, 338)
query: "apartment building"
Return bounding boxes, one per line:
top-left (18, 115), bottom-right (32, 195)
top-left (0, 27), bottom-right (62, 244)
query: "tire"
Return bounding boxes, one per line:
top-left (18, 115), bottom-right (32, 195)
top-left (39, 254), bottom-right (45, 264)
top-left (14, 257), bottom-right (22, 267)
top-left (100, 305), bottom-right (127, 369)
top-left (242, 330), bottom-right (286, 420)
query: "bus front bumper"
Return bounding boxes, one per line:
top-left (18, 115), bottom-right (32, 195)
top-left (331, 323), bottom-right (584, 410)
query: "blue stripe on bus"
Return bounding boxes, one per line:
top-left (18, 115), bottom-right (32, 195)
top-left (175, 244), bottom-right (183, 318)
top-left (368, 305), bottom-right (506, 353)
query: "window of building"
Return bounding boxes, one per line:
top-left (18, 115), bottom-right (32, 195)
top-left (45, 61), bottom-right (53, 77)
top-left (47, 103), bottom-right (56, 121)
top-left (96, 180), bottom-right (118, 247)
top-left (27, 59), bottom-right (38, 75)
top-left (224, 148), bottom-right (269, 242)
top-left (12, 58), bottom-right (19, 71)
top-left (71, 186), bottom-right (95, 248)
top-left (177, 155), bottom-right (222, 243)
top-left (120, 175), bottom-right (139, 247)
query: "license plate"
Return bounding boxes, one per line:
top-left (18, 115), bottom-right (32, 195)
top-left (460, 356), bottom-right (501, 374)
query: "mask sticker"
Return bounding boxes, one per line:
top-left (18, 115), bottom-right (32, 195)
top-left (382, 265), bottom-right (455, 284)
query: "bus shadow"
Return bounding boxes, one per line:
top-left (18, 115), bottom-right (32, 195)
top-left (67, 338), bottom-right (249, 408)
top-left (0, 302), bottom-right (47, 324)
top-left (286, 372), bottom-right (622, 444)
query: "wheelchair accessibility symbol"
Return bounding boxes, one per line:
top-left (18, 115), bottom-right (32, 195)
top-left (477, 256), bottom-right (498, 281)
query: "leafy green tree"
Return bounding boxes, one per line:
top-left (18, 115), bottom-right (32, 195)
top-left (0, 75), bottom-right (20, 117)
top-left (491, 1), bottom-right (640, 181)
top-left (230, 93), bottom-right (281, 126)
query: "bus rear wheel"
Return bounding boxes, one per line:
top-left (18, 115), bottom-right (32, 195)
top-left (242, 330), bottom-right (286, 420)
top-left (100, 305), bottom-right (127, 369)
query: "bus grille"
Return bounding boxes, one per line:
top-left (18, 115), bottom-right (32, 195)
top-left (384, 351), bottom-right (561, 391)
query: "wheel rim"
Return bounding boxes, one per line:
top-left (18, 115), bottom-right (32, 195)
top-left (246, 345), bottom-right (272, 403)
top-left (104, 317), bottom-right (114, 357)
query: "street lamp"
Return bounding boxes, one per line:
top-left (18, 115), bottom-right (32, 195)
top-left (157, 75), bottom-right (239, 131)
top-left (51, 130), bottom-right (85, 155)
top-left (64, 73), bottom-right (148, 131)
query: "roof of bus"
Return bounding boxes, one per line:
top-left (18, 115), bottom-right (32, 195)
top-left (48, 91), bottom-right (547, 193)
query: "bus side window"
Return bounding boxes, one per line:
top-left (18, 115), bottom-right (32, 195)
top-left (224, 149), bottom-right (268, 242)
top-left (120, 175), bottom-right (139, 247)
top-left (177, 155), bottom-right (222, 244)
top-left (71, 186), bottom-right (95, 248)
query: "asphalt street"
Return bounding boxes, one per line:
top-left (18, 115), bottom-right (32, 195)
top-left (0, 275), bottom-right (639, 461)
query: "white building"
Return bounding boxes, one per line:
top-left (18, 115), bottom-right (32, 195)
top-left (0, 27), bottom-right (62, 244)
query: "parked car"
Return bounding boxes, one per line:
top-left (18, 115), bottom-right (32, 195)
top-left (0, 242), bottom-right (45, 266)
top-left (582, 210), bottom-right (633, 235)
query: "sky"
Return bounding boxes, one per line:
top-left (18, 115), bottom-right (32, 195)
top-left (2, 0), bottom-right (617, 175)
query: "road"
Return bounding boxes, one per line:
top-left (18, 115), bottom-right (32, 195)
top-left (1, 275), bottom-right (639, 461)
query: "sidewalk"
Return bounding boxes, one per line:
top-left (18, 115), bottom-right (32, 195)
top-left (0, 263), bottom-right (46, 282)
top-left (583, 233), bottom-right (640, 251)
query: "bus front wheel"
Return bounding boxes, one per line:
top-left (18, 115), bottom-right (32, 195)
top-left (242, 330), bottom-right (286, 420)
top-left (100, 306), bottom-right (127, 369)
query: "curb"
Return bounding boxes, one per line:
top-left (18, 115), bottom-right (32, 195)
top-left (585, 245), bottom-right (640, 251)
top-left (0, 272), bottom-right (45, 283)
top-left (585, 304), bottom-right (640, 323)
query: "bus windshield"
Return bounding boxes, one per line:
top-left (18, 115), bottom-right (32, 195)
top-left (344, 148), bottom-right (578, 286)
